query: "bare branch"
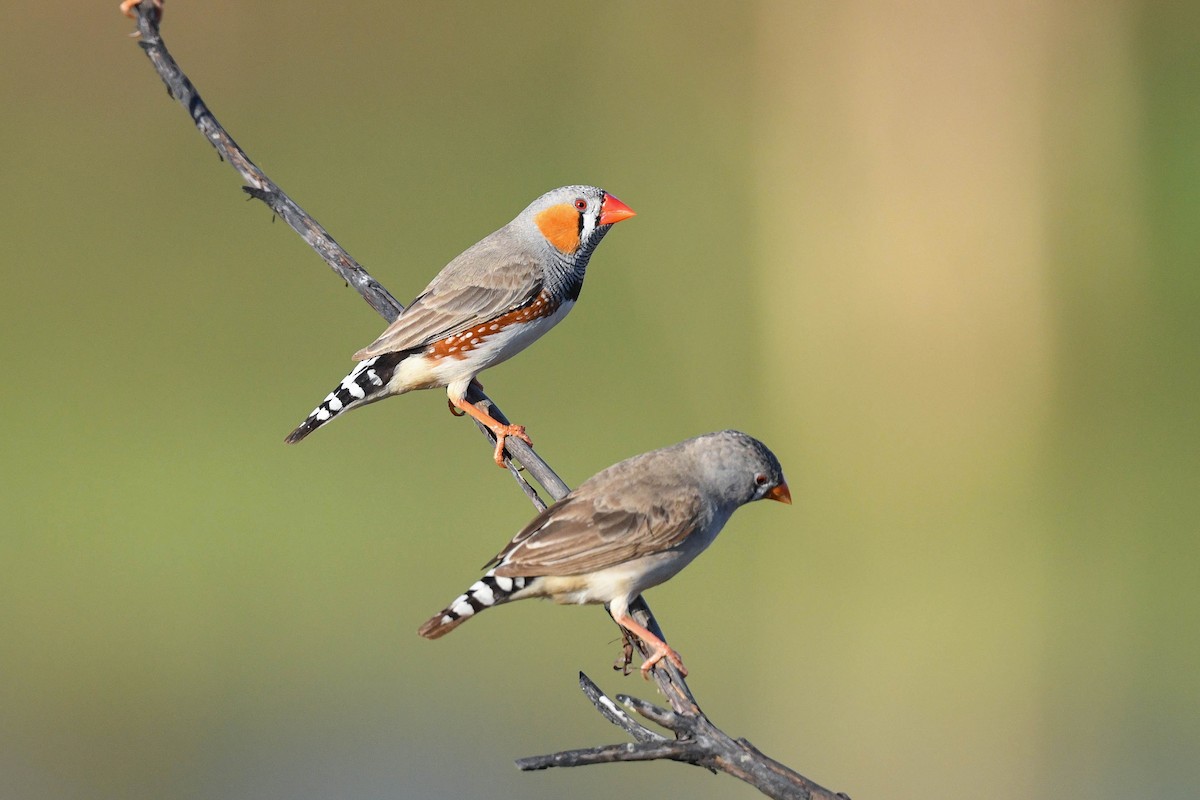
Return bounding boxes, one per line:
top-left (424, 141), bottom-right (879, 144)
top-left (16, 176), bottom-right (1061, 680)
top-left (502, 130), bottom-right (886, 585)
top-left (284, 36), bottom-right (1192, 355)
top-left (124, 6), bottom-right (846, 798)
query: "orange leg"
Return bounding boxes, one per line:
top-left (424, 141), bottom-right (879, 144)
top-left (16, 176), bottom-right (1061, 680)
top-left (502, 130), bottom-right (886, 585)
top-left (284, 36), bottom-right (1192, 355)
top-left (446, 379), bottom-right (486, 417)
top-left (612, 612), bottom-right (688, 679)
top-left (450, 396), bottom-right (532, 467)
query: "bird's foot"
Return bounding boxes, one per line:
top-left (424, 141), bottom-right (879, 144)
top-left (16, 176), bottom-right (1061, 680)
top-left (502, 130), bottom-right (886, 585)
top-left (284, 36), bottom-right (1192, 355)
top-left (639, 641), bottom-right (687, 679)
top-left (448, 396), bottom-right (532, 467)
top-left (490, 423), bottom-right (531, 468)
top-left (613, 612), bottom-right (689, 679)
top-left (447, 399), bottom-right (466, 417)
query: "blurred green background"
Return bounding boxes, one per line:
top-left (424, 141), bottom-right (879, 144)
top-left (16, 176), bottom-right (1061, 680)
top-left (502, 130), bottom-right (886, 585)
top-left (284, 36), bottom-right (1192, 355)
top-left (2, 2), bottom-right (1197, 798)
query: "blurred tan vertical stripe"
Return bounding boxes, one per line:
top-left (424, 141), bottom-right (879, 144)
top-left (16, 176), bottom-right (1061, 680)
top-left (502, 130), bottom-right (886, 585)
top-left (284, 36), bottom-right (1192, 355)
top-left (750, 3), bottom-right (1060, 795)
top-left (752, 2), bottom-right (1055, 476)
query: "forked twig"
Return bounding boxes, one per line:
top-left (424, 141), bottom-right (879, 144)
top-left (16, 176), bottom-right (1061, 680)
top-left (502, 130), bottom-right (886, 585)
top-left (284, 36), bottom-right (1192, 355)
top-left (124, 7), bottom-right (845, 798)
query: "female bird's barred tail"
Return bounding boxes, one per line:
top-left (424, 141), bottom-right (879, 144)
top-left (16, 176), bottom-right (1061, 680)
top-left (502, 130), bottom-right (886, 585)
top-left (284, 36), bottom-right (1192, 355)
top-left (284, 353), bottom-right (403, 444)
top-left (418, 570), bottom-right (528, 639)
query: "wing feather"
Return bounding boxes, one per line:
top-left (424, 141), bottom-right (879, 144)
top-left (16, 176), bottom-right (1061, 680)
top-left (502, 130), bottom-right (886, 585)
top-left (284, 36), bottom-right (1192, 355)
top-left (488, 483), bottom-right (706, 578)
top-left (354, 233), bottom-right (542, 360)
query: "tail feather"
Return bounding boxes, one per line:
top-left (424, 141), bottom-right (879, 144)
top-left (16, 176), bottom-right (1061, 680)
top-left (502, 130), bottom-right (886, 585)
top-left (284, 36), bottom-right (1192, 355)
top-left (285, 353), bottom-right (402, 444)
top-left (418, 570), bottom-right (529, 639)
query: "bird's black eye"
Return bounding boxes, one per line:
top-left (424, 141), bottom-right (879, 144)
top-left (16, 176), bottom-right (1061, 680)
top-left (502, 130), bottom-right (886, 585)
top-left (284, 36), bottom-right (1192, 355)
top-left (755, 474), bottom-right (769, 486)
top-left (573, 198), bottom-right (588, 211)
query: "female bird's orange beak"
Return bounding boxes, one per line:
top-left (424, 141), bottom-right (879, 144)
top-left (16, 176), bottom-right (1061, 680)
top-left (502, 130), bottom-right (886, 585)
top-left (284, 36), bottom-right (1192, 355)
top-left (766, 481), bottom-right (792, 504)
top-left (599, 193), bottom-right (636, 226)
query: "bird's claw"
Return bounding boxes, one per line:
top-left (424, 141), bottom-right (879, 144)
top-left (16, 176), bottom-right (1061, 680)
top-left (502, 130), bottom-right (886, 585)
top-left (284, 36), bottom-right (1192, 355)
top-left (491, 424), bottom-right (532, 467)
top-left (639, 643), bottom-right (688, 679)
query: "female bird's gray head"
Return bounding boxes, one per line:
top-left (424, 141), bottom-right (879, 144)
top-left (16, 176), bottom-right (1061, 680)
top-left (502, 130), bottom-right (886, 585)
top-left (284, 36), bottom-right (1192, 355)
top-left (687, 430), bottom-right (791, 508)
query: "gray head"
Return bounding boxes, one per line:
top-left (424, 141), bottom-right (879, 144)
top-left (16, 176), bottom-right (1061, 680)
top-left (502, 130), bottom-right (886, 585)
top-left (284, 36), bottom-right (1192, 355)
top-left (686, 430), bottom-right (791, 508)
top-left (513, 185), bottom-right (636, 262)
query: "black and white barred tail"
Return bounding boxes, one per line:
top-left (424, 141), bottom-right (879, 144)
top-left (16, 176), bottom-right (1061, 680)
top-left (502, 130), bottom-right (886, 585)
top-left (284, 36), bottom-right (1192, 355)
top-left (284, 353), bottom-right (404, 444)
top-left (418, 570), bottom-right (529, 639)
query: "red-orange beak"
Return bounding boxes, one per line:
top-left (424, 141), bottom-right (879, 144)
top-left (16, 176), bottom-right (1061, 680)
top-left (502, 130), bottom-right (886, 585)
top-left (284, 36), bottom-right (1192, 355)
top-left (599, 193), bottom-right (636, 226)
top-left (766, 481), bottom-right (792, 504)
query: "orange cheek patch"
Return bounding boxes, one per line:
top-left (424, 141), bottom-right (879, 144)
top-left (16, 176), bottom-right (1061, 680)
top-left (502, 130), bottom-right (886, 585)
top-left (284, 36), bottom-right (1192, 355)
top-left (534, 204), bottom-right (581, 254)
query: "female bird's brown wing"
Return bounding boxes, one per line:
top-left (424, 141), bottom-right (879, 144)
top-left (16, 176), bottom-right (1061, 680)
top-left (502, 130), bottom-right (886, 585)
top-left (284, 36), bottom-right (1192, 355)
top-left (353, 237), bottom-right (543, 360)
top-left (485, 484), bottom-right (707, 578)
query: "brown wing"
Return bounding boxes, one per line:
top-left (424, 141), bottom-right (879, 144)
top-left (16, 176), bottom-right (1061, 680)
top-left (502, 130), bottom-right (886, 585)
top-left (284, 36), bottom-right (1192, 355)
top-left (354, 234), bottom-right (542, 360)
top-left (487, 483), bottom-right (706, 578)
